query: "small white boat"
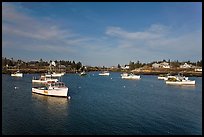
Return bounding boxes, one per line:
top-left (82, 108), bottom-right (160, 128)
top-left (165, 76), bottom-right (195, 85)
top-left (11, 71), bottom-right (23, 77)
top-left (158, 76), bottom-right (166, 80)
top-left (99, 71), bottom-right (110, 76)
top-left (45, 72), bottom-right (65, 77)
top-left (80, 71), bottom-right (87, 76)
top-left (32, 82), bottom-right (68, 97)
top-left (163, 76), bottom-right (177, 81)
top-left (121, 73), bottom-right (141, 80)
top-left (166, 80), bottom-right (195, 85)
top-left (158, 74), bottom-right (168, 80)
top-left (32, 75), bottom-right (58, 83)
top-left (163, 73), bottom-right (188, 81)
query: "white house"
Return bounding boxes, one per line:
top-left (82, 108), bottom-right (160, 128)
top-left (152, 63), bottom-right (160, 68)
top-left (160, 62), bottom-right (170, 68)
top-left (152, 62), bottom-right (170, 68)
top-left (180, 63), bottom-right (192, 68)
top-left (121, 65), bottom-right (130, 69)
top-left (195, 68), bottom-right (202, 72)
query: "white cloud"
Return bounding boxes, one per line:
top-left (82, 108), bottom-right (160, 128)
top-left (2, 3), bottom-right (91, 53)
top-left (105, 24), bottom-right (202, 62)
top-left (106, 24), bottom-right (168, 40)
top-left (147, 24), bottom-right (170, 33)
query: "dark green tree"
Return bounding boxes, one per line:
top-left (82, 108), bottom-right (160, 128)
top-left (117, 64), bottom-right (121, 69)
top-left (76, 62), bottom-right (82, 70)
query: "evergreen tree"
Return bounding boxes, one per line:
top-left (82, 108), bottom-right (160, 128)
top-left (117, 64), bottom-right (121, 69)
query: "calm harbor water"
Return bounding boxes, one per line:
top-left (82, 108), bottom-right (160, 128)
top-left (2, 72), bottom-right (202, 135)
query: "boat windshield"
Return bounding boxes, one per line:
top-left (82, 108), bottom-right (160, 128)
top-left (33, 85), bottom-right (48, 90)
top-left (57, 82), bottom-right (65, 87)
top-left (50, 82), bottom-right (65, 87)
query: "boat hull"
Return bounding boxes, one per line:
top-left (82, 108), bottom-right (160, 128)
top-left (45, 73), bottom-right (64, 77)
top-left (99, 73), bottom-right (110, 76)
top-left (32, 79), bottom-right (58, 83)
top-left (80, 74), bottom-right (87, 76)
top-left (32, 87), bottom-right (68, 97)
top-left (122, 75), bottom-right (141, 80)
top-left (166, 80), bottom-right (195, 85)
top-left (158, 76), bottom-right (166, 80)
top-left (11, 73), bottom-right (23, 77)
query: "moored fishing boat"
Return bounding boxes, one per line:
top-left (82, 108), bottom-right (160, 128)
top-left (11, 71), bottom-right (23, 77)
top-left (32, 75), bottom-right (58, 83)
top-left (163, 73), bottom-right (188, 81)
top-left (80, 71), bottom-right (87, 76)
top-left (165, 76), bottom-right (195, 85)
top-left (45, 72), bottom-right (65, 77)
top-left (121, 73), bottom-right (141, 80)
top-left (158, 74), bottom-right (168, 80)
top-left (99, 71), bottom-right (110, 76)
top-left (32, 82), bottom-right (68, 97)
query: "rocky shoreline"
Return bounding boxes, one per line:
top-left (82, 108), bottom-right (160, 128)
top-left (2, 68), bottom-right (202, 77)
top-left (131, 71), bottom-right (202, 77)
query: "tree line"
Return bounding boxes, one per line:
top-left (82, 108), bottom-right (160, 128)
top-left (2, 57), bottom-right (83, 71)
top-left (2, 57), bottom-right (202, 71)
top-left (118, 59), bottom-right (202, 70)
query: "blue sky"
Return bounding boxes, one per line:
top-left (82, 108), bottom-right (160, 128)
top-left (2, 2), bottom-right (202, 66)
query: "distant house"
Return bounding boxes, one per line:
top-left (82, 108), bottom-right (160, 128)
top-left (125, 65), bottom-right (130, 69)
top-left (59, 65), bottom-right (66, 69)
top-left (195, 68), bottom-right (202, 72)
top-left (152, 63), bottom-right (160, 68)
top-left (111, 66), bottom-right (117, 69)
top-left (160, 62), bottom-right (170, 68)
top-left (121, 65), bottom-right (130, 69)
top-left (152, 62), bottom-right (170, 68)
top-left (180, 63), bottom-right (192, 68)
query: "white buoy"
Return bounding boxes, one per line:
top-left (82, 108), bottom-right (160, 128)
top-left (14, 87), bottom-right (18, 89)
top-left (68, 96), bottom-right (71, 100)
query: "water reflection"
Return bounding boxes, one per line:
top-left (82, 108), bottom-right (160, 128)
top-left (166, 84), bottom-right (196, 90)
top-left (32, 93), bottom-right (69, 105)
top-left (32, 93), bottom-right (70, 117)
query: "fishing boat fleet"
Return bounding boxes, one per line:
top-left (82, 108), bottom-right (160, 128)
top-left (10, 65), bottom-right (196, 98)
top-left (32, 72), bottom-right (68, 97)
top-left (31, 61), bottom-right (68, 97)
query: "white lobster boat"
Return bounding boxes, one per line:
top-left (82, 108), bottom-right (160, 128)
top-left (158, 74), bottom-right (169, 80)
top-left (165, 76), bottom-right (195, 85)
top-left (45, 72), bottom-right (65, 77)
top-left (121, 73), bottom-right (141, 80)
top-left (32, 75), bottom-right (58, 83)
top-left (166, 80), bottom-right (195, 85)
top-left (32, 82), bottom-right (68, 97)
top-left (99, 71), bottom-right (110, 76)
top-left (80, 71), bottom-right (87, 76)
top-left (11, 71), bottom-right (23, 77)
